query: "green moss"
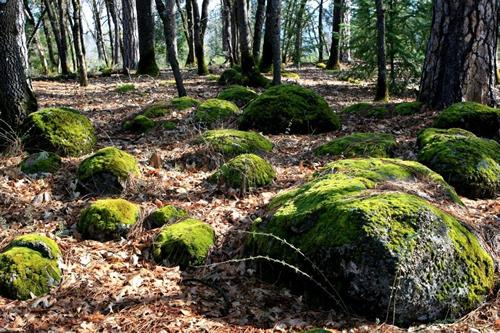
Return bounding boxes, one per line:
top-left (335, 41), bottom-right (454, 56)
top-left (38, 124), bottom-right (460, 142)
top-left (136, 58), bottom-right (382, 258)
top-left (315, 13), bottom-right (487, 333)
top-left (170, 96), bottom-right (200, 110)
top-left (20, 151), bottom-right (62, 174)
top-left (142, 103), bottom-right (170, 118)
top-left (239, 84), bottom-right (340, 134)
top-left (100, 66), bottom-right (113, 77)
top-left (116, 83), bottom-right (136, 93)
top-left (206, 74), bottom-right (220, 81)
top-left (434, 102), bottom-right (500, 139)
top-left (218, 68), bottom-right (245, 86)
top-left (217, 85), bottom-right (258, 107)
top-left (200, 129), bottom-right (273, 156)
top-left (122, 115), bottom-right (156, 133)
top-left (23, 107), bottom-right (96, 157)
top-left (282, 72), bottom-right (300, 80)
top-left (77, 198), bottom-right (140, 241)
top-left (218, 67), bottom-right (269, 88)
top-left (210, 153), bottom-right (276, 189)
top-left (145, 205), bottom-right (189, 229)
top-left (77, 147), bottom-right (140, 182)
top-left (395, 101), bottom-right (423, 116)
top-left (163, 121), bottom-right (177, 130)
top-left (7, 234), bottom-right (61, 260)
top-left (136, 56), bottom-right (160, 77)
top-left (314, 132), bottom-right (396, 158)
top-left (315, 63), bottom-right (327, 69)
top-left (342, 103), bottom-right (389, 119)
top-left (194, 99), bottom-right (240, 127)
top-left (417, 128), bottom-right (500, 199)
top-left (152, 218), bottom-right (215, 267)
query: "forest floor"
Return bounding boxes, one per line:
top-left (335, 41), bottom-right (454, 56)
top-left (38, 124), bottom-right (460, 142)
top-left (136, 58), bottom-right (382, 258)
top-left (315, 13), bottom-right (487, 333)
top-left (0, 66), bottom-right (498, 332)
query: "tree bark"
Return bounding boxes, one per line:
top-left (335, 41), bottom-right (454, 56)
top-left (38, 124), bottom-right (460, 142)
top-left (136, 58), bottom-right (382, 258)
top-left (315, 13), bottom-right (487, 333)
top-left (292, 0), bottom-right (307, 67)
top-left (122, 0), bottom-right (139, 73)
top-left (70, 0), bottom-right (88, 86)
top-left (252, 0), bottom-right (266, 62)
top-left (42, 16), bottom-right (57, 69)
top-left (0, 0), bottom-right (37, 134)
top-left (419, 0), bottom-right (498, 108)
top-left (259, 0), bottom-right (273, 72)
top-left (91, 0), bottom-right (108, 64)
top-left (318, 0), bottom-right (324, 62)
top-left (105, 0), bottom-right (120, 65)
top-left (57, 0), bottom-right (71, 74)
top-left (137, 0), bottom-right (159, 75)
top-left (327, 0), bottom-right (343, 70)
top-left (339, 0), bottom-right (351, 63)
top-left (191, 0), bottom-right (209, 75)
top-left (185, 0), bottom-right (195, 65)
top-left (374, 0), bottom-right (388, 101)
top-left (271, 0), bottom-right (281, 84)
top-left (155, 0), bottom-right (187, 96)
top-left (236, 0), bottom-right (256, 75)
top-left (221, 0), bottom-right (233, 65)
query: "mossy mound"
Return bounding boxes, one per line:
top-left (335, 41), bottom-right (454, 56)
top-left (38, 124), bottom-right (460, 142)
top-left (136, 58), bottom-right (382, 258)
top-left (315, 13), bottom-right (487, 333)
top-left (217, 85), bottom-right (258, 107)
top-left (194, 99), bottom-right (240, 128)
top-left (20, 151), bottom-right (62, 174)
top-left (77, 147), bottom-right (140, 195)
top-left (152, 218), bottom-right (215, 268)
top-left (142, 103), bottom-right (170, 118)
top-left (163, 121), bottom-right (177, 130)
top-left (145, 205), bottom-right (189, 229)
top-left (239, 84), bottom-right (340, 134)
top-left (122, 115), bottom-right (156, 133)
top-left (116, 83), bottom-right (136, 93)
top-left (77, 198), bottom-right (140, 241)
top-left (315, 63), bottom-right (327, 69)
top-left (210, 153), bottom-right (276, 189)
top-left (395, 101), bottom-right (423, 116)
top-left (417, 128), bottom-right (500, 199)
top-left (433, 102), bottom-right (500, 139)
top-left (23, 107), bottom-right (96, 156)
top-left (314, 132), bottom-right (396, 158)
top-left (218, 68), bottom-right (245, 86)
top-left (282, 72), bottom-right (300, 80)
top-left (218, 67), bottom-right (270, 88)
top-left (247, 158), bottom-right (493, 325)
top-left (171, 96), bottom-right (200, 110)
top-left (200, 129), bottom-right (273, 156)
top-left (342, 103), bottom-right (389, 119)
top-left (0, 234), bottom-right (62, 300)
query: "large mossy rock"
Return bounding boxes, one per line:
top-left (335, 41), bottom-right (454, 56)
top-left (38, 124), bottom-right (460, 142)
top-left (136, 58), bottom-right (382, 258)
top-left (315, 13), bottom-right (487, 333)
top-left (417, 128), bottom-right (500, 199)
top-left (194, 99), bottom-right (240, 128)
top-left (77, 147), bottom-right (140, 195)
top-left (218, 68), bottom-right (245, 86)
top-left (152, 218), bottom-right (215, 268)
top-left (217, 85), bottom-right (258, 107)
top-left (200, 129), bottom-right (273, 156)
top-left (20, 151), bottom-right (62, 174)
top-left (145, 205), bottom-right (189, 229)
top-left (314, 132), bottom-right (396, 158)
top-left (247, 158), bottom-right (494, 325)
top-left (77, 198), bottom-right (140, 241)
top-left (210, 153), bottom-right (276, 189)
top-left (0, 234), bottom-right (62, 300)
top-left (239, 85), bottom-right (340, 134)
top-left (142, 103), bottom-right (170, 118)
top-left (23, 107), bottom-right (96, 156)
top-left (433, 102), bottom-right (500, 140)
top-left (122, 115), bottom-right (156, 133)
top-left (342, 103), bottom-right (389, 119)
top-left (171, 96), bottom-right (200, 110)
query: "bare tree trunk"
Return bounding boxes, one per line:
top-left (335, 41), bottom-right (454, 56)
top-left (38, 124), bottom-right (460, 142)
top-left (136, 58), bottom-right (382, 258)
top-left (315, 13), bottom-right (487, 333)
top-left (0, 0), bottom-right (38, 134)
top-left (65, 7), bottom-right (77, 73)
top-left (271, 0), bottom-right (281, 84)
top-left (419, 0), bottom-right (498, 108)
top-left (259, 0), bottom-right (273, 72)
top-left (221, 0), bottom-right (233, 65)
top-left (42, 16), bottom-right (57, 69)
top-left (122, 0), bottom-right (139, 74)
top-left (70, 0), bottom-right (88, 86)
top-left (236, 0), bottom-right (256, 75)
top-left (44, 0), bottom-right (69, 74)
top-left (252, 0), bottom-right (266, 62)
top-left (105, 0), bottom-right (120, 65)
top-left (339, 0), bottom-right (351, 63)
top-left (137, 0), bottom-right (159, 75)
top-left (58, 0), bottom-right (71, 74)
top-left (92, 0), bottom-right (108, 64)
top-left (318, 0), bottom-right (324, 62)
top-left (374, 0), bottom-right (388, 101)
top-left (231, 2), bottom-right (239, 63)
top-left (155, 0), bottom-right (187, 96)
top-left (191, 0), bottom-right (209, 75)
top-left (327, 0), bottom-right (342, 70)
top-left (185, 0), bottom-right (195, 66)
top-left (292, 0), bottom-right (307, 67)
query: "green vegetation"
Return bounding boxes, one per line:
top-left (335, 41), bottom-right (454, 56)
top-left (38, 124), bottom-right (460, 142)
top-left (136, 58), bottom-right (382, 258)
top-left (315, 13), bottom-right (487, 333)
top-left (239, 84), bottom-right (340, 134)
top-left (171, 96), bottom-right (200, 110)
top-left (217, 85), bottom-right (258, 107)
top-left (395, 101), bottom-right (423, 115)
top-left (200, 129), bottom-right (273, 156)
top-left (122, 115), bottom-right (156, 133)
top-left (115, 83), bottom-right (136, 93)
top-left (282, 72), bottom-right (300, 80)
top-left (152, 218), bottom-right (215, 267)
top-left (194, 99), bottom-right (239, 127)
top-left (77, 198), bottom-right (140, 241)
top-left (218, 68), bottom-right (245, 86)
top-left (142, 103), bottom-right (170, 118)
top-left (20, 151), bottom-right (62, 174)
top-left (22, 107), bottom-right (96, 156)
top-left (314, 132), bottom-right (396, 158)
top-left (145, 205), bottom-right (189, 229)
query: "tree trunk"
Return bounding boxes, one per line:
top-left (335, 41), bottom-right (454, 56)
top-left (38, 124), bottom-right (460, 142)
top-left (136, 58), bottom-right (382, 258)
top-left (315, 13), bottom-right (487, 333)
top-left (42, 16), bottom-right (57, 69)
top-left (252, 0), bottom-right (266, 62)
top-left (259, 0), bottom-right (273, 72)
top-left (191, 0), bottom-right (209, 75)
top-left (122, 0), bottom-right (139, 74)
top-left (44, 0), bottom-right (69, 74)
top-left (374, 0), bottom-right (388, 101)
top-left (70, 0), bottom-right (88, 86)
top-left (91, 0), bottom-right (108, 64)
top-left (271, 0), bottom-right (281, 84)
top-left (0, 0), bottom-right (37, 134)
top-left (318, 0), bottom-right (324, 62)
top-left (339, 0), bottom-right (351, 63)
top-left (155, 0), bottom-right (187, 96)
top-left (185, 0), bottom-right (195, 66)
top-left (137, 0), bottom-right (159, 75)
top-left (292, 0), bottom-right (307, 67)
top-left (221, 0), bottom-right (233, 65)
top-left (236, 0), bottom-right (256, 75)
top-left (57, 0), bottom-right (70, 74)
top-left (419, 0), bottom-right (498, 108)
top-left (327, 0), bottom-right (342, 70)
top-left (105, 0), bottom-right (120, 65)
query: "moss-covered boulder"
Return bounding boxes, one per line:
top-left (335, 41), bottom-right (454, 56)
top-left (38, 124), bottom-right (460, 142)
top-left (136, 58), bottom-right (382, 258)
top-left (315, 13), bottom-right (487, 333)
top-left (239, 85), bottom-right (340, 134)
top-left (152, 218), bottom-right (215, 268)
top-left (122, 115), bottom-right (156, 133)
top-left (218, 68), bottom-right (245, 86)
top-left (77, 198), bottom-right (140, 241)
top-left (0, 234), bottom-right (62, 300)
top-left (20, 151), bottom-right (62, 174)
top-left (22, 107), bottom-right (96, 156)
top-left (417, 128), bottom-right (500, 199)
top-left (199, 129), bottom-right (273, 156)
top-left (247, 158), bottom-right (493, 325)
top-left (314, 132), bottom-right (396, 158)
top-left (395, 101), bottom-right (423, 116)
top-left (217, 85), bottom-right (258, 107)
top-left (342, 103), bottom-right (389, 119)
top-left (282, 72), bottom-right (300, 80)
top-left (210, 153), bottom-right (276, 189)
top-left (433, 102), bottom-right (500, 139)
top-left (142, 103), bottom-right (170, 118)
top-left (145, 205), bottom-right (189, 229)
top-left (77, 147), bottom-right (140, 195)
top-left (194, 99), bottom-right (240, 128)
top-left (171, 96), bottom-right (200, 110)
